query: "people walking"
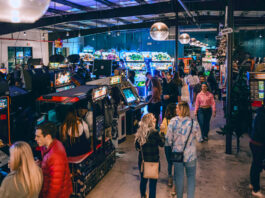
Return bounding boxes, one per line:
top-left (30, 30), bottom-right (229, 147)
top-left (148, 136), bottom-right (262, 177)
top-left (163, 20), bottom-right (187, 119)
top-left (160, 103), bottom-right (177, 187)
top-left (249, 101), bottom-right (265, 198)
top-left (194, 82), bottom-right (216, 141)
top-left (185, 70), bottom-right (199, 105)
top-left (166, 102), bottom-right (202, 198)
top-left (0, 141), bottom-right (43, 198)
top-left (35, 121), bottom-right (73, 198)
top-left (148, 78), bottom-right (162, 128)
top-left (135, 113), bottom-right (165, 198)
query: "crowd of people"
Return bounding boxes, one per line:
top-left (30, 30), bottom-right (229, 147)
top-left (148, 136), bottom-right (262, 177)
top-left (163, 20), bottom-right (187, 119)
top-left (135, 67), bottom-right (264, 198)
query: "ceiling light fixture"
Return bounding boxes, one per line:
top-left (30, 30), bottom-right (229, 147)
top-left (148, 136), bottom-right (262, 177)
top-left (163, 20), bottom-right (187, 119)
top-left (0, 0), bottom-right (50, 23)
top-left (66, 32), bottom-right (69, 37)
top-left (179, 33), bottom-right (190, 44)
top-left (150, 22), bottom-right (169, 41)
top-left (23, 31), bottom-right (26, 36)
top-left (78, 32), bottom-right (81, 37)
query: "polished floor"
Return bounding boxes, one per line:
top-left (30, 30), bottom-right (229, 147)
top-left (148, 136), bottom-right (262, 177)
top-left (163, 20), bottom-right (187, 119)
top-left (86, 102), bottom-right (265, 198)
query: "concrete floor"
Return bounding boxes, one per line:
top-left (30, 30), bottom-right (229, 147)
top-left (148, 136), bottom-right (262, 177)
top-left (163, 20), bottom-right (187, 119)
top-left (86, 102), bottom-right (265, 198)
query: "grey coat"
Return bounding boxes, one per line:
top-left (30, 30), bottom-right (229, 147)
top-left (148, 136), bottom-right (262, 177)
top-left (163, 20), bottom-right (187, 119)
top-left (0, 171), bottom-right (40, 198)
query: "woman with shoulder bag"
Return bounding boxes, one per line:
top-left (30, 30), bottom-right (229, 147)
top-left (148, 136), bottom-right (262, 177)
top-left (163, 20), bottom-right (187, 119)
top-left (166, 102), bottom-right (202, 198)
top-left (135, 113), bottom-right (165, 198)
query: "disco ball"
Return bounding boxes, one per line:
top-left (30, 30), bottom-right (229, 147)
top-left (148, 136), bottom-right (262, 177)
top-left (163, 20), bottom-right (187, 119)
top-left (150, 22), bottom-right (169, 41)
top-left (179, 33), bottom-right (190, 44)
top-left (0, 0), bottom-right (50, 23)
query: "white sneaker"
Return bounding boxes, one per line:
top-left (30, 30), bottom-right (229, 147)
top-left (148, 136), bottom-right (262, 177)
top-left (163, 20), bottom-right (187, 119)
top-left (252, 191), bottom-right (265, 198)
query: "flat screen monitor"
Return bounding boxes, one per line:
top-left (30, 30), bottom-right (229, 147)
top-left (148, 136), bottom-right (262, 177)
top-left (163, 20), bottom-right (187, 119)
top-left (93, 60), bottom-right (112, 77)
top-left (92, 86), bottom-right (108, 102)
top-left (0, 97), bottom-right (9, 143)
top-left (122, 88), bottom-right (137, 103)
top-left (55, 71), bottom-right (71, 87)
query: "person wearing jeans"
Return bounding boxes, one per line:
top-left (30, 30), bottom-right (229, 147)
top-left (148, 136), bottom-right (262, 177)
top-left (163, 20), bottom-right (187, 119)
top-left (249, 104), bottom-right (265, 198)
top-left (166, 102), bottom-right (202, 198)
top-left (195, 82), bottom-right (216, 141)
top-left (135, 113), bottom-right (165, 198)
top-left (174, 160), bottom-right (196, 198)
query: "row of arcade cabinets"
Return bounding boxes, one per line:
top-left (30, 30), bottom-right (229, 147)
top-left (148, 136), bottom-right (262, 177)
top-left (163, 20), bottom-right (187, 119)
top-left (36, 85), bottom-right (115, 197)
top-left (125, 52), bottom-right (146, 97)
top-left (248, 72), bottom-right (265, 110)
top-left (87, 75), bottom-right (146, 143)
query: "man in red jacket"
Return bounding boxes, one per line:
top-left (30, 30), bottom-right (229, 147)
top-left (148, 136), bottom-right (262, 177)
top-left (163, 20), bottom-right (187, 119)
top-left (35, 121), bottom-right (73, 198)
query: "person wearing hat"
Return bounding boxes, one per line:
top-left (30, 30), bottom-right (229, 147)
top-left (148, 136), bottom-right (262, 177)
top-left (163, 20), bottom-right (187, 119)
top-left (194, 82), bottom-right (216, 141)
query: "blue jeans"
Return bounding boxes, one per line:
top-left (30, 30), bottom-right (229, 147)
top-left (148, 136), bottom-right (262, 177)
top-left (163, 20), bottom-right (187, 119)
top-left (174, 160), bottom-right (197, 198)
top-left (164, 146), bottom-right (173, 176)
top-left (197, 108), bottom-right (212, 138)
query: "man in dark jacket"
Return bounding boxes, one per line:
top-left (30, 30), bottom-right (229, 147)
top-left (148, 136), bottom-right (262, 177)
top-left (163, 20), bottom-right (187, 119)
top-left (249, 103), bottom-right (265, 198)
top-left (35, 122), bottom-right (73, 198)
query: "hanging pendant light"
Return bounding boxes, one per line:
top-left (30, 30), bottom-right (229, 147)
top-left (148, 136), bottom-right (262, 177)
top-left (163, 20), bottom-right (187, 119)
top-left (150, 22), bottom-right (169, 41)
top-left (189, 38), bottom-right (196, 46)
top-left (0, 0), bottom-right (50, 23)
top-left (179, 33), bottom-right (190, 44)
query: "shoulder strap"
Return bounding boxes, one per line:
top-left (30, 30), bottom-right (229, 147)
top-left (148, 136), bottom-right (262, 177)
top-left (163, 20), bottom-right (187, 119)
top-left (183, 119), bottom-right (193, 152)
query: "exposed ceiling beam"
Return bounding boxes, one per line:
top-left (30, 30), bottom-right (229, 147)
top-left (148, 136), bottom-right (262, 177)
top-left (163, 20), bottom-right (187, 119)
top-left (51, 0), bottom-right (92, 11)
top-left (49, 16), bottom-right (265, 40)
top-left (94, 0), bottom-right (132, 24)
top-left (0, 2), bottom-right (172, 35)
top-left (134, 0), bottom-right (147, 4)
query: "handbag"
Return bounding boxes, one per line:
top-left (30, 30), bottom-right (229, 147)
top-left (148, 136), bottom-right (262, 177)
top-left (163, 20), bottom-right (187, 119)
top-left (171, 119), bottom-right (193, 163)
top-left (140, 147), bottom-right (159, 179)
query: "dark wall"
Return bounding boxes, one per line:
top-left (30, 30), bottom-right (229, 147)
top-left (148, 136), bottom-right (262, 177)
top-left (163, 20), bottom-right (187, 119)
top-left (235, 30), bottom-right (265, 58)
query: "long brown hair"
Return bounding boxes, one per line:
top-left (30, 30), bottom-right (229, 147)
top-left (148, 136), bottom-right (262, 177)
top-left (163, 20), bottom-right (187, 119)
top-left (10, 141), bottom-right (43, 197)
top-left (151, 78), bottom-right (162, 101)
top-left (61, 111), bottom-right (79, 144)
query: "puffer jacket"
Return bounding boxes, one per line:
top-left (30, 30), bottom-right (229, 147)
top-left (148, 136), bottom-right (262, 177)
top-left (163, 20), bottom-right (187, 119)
top-left (40, 139), bottom-right (73, 198)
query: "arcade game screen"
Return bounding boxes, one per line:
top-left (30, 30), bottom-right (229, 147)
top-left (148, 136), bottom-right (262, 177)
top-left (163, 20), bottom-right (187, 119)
top-left (110, 76), bottom-right (121, 85)
top-left (55, 72), bottom-right (71, 87)
top-left (92, 86), bottom-right (108, 102)
top-left (135, 71), bottom-right (146, 86)
top-left (0, 99), bottom-right (7, 110)
top-left (258, 81), bottom-right (264, 99)
top-left (122, 88), bottom-right (137, 103)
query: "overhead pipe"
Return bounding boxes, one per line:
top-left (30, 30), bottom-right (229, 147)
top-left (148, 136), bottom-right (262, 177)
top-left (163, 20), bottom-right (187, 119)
top-left (177, 0), bottom-right (200, 27)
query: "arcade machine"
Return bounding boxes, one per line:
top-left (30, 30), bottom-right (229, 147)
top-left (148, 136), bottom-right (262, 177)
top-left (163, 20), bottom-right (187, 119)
top-left (124, 52), bottom-right (146, 97)
top-left (79, 52), bottom-right (94, 71)
top-left (150, 52), bottom-right (173, 74)
top-left (36, 85), bottom-right (115, 197)
top-left (53, 71), bottom-right (75, 92)
top-left (248, 72), bottom-right (265, 110)
top-left (179, 57), bottom-right (192, 74)
top-left (0, 96), bottom-right (11, 183)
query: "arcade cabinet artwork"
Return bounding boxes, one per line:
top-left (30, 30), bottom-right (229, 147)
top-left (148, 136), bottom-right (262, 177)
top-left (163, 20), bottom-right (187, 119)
top-left (179, 57), bottom-right (192, 74)
top-left (124, 52), bottom-right (146, 97)
top-left (248, 72), bottom-right (265, 109)
top-left (150, 52), bottom-right (173, 73)
top-left (36, 85), bottom-right (115, 197)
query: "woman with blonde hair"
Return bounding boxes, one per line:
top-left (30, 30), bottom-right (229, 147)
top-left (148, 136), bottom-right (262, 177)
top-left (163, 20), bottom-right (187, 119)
top-left (166, 102), bottom-right (202, 198)
top-left (135, 113), bottom-right (165, 198)
top-left (0, 141), bottom-right (43, 198)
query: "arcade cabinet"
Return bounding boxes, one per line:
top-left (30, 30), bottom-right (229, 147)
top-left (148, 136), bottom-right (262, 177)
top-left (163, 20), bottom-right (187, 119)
top-left (93, 59), bottom-right (112, 79)
top-left (0, 96), bottom-right (10, 183)
top-left (124, 52), bottom-right (147, 97)
top-left (36, 85), bottom-right (115, 197)
top-left (150, 52), bottom-right (173, 74)
top-left (248, 72), bottom-right (265, 110)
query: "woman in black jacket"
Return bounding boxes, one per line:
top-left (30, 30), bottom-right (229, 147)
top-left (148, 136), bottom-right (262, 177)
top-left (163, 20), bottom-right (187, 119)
top-left (135, 113), bottom-right (165, 198)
